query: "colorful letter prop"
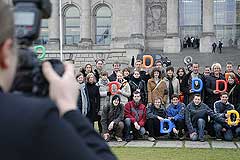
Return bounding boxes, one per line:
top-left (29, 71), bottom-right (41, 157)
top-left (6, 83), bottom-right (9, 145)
top-left (108, 81), bottom-right (120, 95)
top-left (191, 78), bottom-right (203, 92)
top-left (216, 80), bottom-right (227, 92)
top-left (227, 110), bottom-right (239, 126)
top-left (142, 55), bottom-right (154, 69)
top-left (160, 119), bottom-right (174, 134)
top-left (34, 45), bottom-right (46, 61)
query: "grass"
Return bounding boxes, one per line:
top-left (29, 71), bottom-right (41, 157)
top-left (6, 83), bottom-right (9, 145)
top-left (112, 147), bottom-right (240, 160)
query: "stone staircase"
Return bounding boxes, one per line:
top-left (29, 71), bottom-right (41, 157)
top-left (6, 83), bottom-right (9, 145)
top-left (148, 47), bottom-right (240, 72)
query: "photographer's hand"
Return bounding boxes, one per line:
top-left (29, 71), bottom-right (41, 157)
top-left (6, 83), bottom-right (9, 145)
top-left (42, 62), bottom-right (79, 116)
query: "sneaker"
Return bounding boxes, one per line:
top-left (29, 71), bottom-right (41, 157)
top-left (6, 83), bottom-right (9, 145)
top-left (115, 136), bottom-right (123, 142)
top-left (216, 138), bottom-right (222, 141)
top-left (199, 138), bottom-right (205, 142)
top-left (147, 137), bottom-right (156, 142)
top-left (125, 134), bottom-right (133, 142)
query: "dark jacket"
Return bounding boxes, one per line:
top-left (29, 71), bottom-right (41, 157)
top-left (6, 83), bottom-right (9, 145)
top-left (166, 102), bottom-right (185, 121)
top-left (108, 71), bottom-right (117, 82)
top-left (181, 71), bottom-right (205, 104)
top-left (213, 100), bottom-right (234, 127)
top-left (147, 104), bottom-right (167, 119)
top-left (86, 82), bottom-right (100, 122)
top-left (205, 73), bottom-right (225, 108)
top-left (0, 88), bottom-right (116, 160)
top-left (227, 83), bottom-right (240, 108)
top-left (129, 77), bottom-right (147, 105)
top-left (101, 101), bottom-right (124, 134)
top-left (124, 101), bottom-right (146, 127)
top-left (77, 84), bottom-right (90, 115)
top-left (185, 102), bottom-right (216, 134)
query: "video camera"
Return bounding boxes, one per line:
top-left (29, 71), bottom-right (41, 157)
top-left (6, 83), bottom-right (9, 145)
top-left (11, 0), bottom-right (65, 97)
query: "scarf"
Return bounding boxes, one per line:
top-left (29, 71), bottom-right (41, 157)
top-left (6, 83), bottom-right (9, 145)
top-left (132, 76), bottom-right (141, 86)
top-left (99, 79), bottom-right (109, 86)
top-left (167, 76), bottom-right (174, 103)
top-left (79, 84), bottom-right (88, 116)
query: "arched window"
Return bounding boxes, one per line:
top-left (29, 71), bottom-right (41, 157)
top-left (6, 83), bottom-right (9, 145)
top-left (95, 6), bottom-right (112, 45)
top-left (64, 6), bottom-right (80, 45)
top-left (34, 19), bottom-right (49, 45)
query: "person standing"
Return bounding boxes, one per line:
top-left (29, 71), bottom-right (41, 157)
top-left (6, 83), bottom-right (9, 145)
top-left (181, 62), bottom-right (205, 105)
top-left (212, 42), bottom-right (217, 53)
top-left (108, 61), bottom-right (121, 82)
top-left (163, 66), bottom-right (180, 107)
top-left (85, 73), bottom-right (101, 130)
top-left (129, 70), bottom-right (147, 105)
top-left (205, 63), bottom-right (225, 109)
top-left (94, 59), bottom-right (105, 82)
top-left (218, 40), bottom-right (223, 54)
top-left (147, 68), bottom-right (168, 107)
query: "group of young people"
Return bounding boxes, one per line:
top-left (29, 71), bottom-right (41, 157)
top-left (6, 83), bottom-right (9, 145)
top-left (75, 58), bottom-right (240, 142)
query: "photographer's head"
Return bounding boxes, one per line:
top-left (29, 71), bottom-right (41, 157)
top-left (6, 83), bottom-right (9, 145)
top-left (0, 1), bottom-right (18, 92)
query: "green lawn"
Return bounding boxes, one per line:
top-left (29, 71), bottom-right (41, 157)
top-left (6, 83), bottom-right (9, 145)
top-left (112, 147), bottom-right (240, 160)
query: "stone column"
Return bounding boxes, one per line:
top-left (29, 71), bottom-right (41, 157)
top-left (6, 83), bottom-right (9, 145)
top-left (80, 0), bottom-right (92, 45)
top-left (164, 0), bottom-right (180, 53)
top-left (125, 0), bottom-right (144, 66)
top-left (130, 0), bottom-right (144, 39)
top-left (48, 0), bottom-right (60, 44)
top-left (200, 0), bottom-right (215, 53)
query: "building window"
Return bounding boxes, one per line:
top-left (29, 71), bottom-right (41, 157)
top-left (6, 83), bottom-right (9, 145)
top-left (179, 0), bottom-right (203, 38)
top-left (214, 0), bottom-right (240, 46)
top-left (95, 6), bottom-right (112, 45)
top-left (34, 19), bottom-right (49, 45)
top-left (64, 6), bottom-right (80, 45)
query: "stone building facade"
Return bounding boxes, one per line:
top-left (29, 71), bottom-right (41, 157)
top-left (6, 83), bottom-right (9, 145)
top-left (4, 0), bottom-right (240, 71)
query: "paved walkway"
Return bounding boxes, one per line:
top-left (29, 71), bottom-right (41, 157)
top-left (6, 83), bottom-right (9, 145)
top-left (108, 140), bottom-right (240, 149)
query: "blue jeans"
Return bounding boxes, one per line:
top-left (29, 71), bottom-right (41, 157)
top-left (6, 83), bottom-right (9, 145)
top-left (191, 118), bottom-right (206, 141)
top-left (124, 118), bottom-right (146, 139)
top-left (214, 123), bottom-right (240, 141)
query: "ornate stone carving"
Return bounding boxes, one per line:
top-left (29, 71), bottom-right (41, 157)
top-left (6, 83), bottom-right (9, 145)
top-left (146, 0), bottom-right (167, 36)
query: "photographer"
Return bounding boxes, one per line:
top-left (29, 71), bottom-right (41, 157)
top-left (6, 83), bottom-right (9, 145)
top-left (0, 1), bottom-right (116, 160)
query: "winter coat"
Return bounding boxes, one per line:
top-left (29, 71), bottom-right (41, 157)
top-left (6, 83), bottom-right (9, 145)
top-left (96, 78), bottom-right (110, 116)
top-left (147, 104), bottom-right (167, 119)
top-left (101, 102), bottom-right (124, 134)
top-left (110, 79), bottom-right (131, 106)
top-left (185, 102), bottom-right (216, 134)
top-left (181, 72), bottom-right (205, 104)
top-left (129, 77), bottom-right (147, 105)
top-left (166, 102), bottom-right (185, 121)
top-left (86, 82), bottom-right (100, 122)
top-left (163, 76), bottom-right (180, 106)
top-left (213, 100), bottom-right (234, 127)
top-left (227, 83), bottom-right (240, 108)
top-left (130, 70), bottom-right (151, 84)
top-left (205, 73), bottom-right (225, 108)
top-left (77, 83), bottom-right (90, 116)
top-left (124, 101), bottom-right (146, 127)
top-left (108, 71), bottom-right (117, 82)
top-left (147, 78), bottom-right (168, 105)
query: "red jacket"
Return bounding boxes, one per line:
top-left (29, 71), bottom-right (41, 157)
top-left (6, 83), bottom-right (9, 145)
top-left (124, 101), bottom-right (146, 127)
